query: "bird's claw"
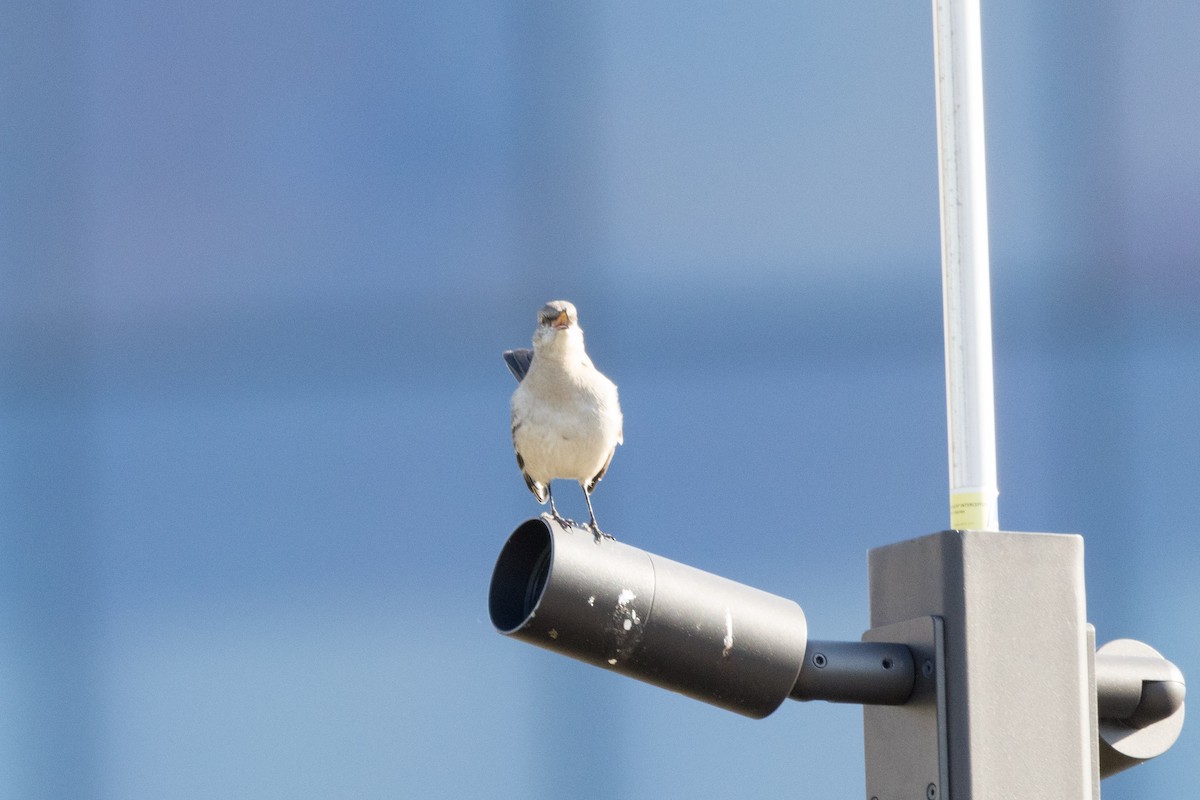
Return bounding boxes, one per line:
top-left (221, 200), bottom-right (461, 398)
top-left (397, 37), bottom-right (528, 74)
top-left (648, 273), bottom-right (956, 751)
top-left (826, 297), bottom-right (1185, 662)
top-left (542, 511), bottom-right (579, 531)
top-left (539, 512), bottom-right (614, 541)
top-left (589, 523), bottom-right (616, 542)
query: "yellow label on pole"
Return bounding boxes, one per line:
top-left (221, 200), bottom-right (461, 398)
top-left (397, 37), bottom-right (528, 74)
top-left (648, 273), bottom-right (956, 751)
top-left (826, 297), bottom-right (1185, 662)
top-left (950, 491), bottom-right (985, 530)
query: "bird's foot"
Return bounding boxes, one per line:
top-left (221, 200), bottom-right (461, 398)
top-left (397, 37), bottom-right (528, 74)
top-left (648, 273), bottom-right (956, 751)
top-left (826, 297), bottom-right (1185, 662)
top-left (541, 510), bottom-right (580, 530)
top-left (589, 523), bottom-right (616, 542)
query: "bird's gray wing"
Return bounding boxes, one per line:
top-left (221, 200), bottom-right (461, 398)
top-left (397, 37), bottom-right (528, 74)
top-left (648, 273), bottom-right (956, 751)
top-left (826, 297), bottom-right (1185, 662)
top-left (514, 447), bottom-right (548, 503)
top-left (503, 348), bottom-right (534, 382)
top-left (584, 444), bottom-right (618, 495)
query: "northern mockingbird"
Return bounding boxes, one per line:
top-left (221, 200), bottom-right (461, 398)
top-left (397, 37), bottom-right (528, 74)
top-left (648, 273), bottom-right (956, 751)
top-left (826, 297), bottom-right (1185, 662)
top-left (505, 300), bottom-right (623, 539)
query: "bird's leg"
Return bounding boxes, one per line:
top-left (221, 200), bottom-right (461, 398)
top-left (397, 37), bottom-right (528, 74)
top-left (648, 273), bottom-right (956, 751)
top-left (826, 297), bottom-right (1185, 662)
top-left (545, 485), bottom-right (577, 530)
top-left (582, 488), bottom-right (615, 541)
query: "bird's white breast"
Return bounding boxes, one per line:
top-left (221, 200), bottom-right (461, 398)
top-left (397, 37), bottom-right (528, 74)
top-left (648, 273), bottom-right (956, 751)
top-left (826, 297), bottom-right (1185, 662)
top-left (511, 358), bottom-right (622, 486)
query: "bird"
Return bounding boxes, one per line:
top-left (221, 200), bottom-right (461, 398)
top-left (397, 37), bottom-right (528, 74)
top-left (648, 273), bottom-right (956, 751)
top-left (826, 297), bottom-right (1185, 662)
top-left (505, 300), bottom-right (623, 539)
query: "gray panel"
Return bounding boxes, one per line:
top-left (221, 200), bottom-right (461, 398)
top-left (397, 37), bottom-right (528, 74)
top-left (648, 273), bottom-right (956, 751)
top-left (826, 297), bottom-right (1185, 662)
top-left (868, 531), bottom-right (1093, 800)
top-left (863, 616), bottom-right (947, 800)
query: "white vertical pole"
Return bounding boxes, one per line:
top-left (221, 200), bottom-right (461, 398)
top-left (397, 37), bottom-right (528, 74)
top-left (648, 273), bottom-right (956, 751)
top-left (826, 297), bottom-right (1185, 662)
top-left (932, 0), bottom-right (1000, 530)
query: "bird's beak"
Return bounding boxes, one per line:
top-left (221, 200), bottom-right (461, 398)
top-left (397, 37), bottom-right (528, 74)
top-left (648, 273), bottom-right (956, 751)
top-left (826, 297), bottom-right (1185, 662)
top-left (552, 309), bottom-right (571, 329)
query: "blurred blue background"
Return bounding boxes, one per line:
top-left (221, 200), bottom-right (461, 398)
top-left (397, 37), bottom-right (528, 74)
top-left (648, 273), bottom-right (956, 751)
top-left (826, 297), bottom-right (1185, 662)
top-left (2, 1), bottom-right (1198, 797)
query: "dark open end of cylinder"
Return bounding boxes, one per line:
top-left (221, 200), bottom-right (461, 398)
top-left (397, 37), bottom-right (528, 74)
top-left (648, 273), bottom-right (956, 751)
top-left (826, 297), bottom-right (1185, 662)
top-left (489, 519), bottom-right (553, 633)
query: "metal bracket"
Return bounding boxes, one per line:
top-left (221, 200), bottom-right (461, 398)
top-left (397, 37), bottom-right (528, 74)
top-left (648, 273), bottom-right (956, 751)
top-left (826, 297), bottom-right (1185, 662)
top-left (863, 616), bottom-right (948, 800)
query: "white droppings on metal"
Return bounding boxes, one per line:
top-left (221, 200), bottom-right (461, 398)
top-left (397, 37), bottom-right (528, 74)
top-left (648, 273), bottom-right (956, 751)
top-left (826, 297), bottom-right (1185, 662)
top-left (722, 608), bottom-right (734, 657)
top-left (587, 595), bottom-right (595, 607)
top-left (615, 591), bottom-right (640, 633)
top-left (604, 588), bottom-right (644, 666)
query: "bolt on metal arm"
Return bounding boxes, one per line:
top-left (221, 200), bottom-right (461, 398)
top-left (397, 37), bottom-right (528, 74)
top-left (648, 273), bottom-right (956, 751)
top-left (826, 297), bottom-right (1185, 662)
top-left (790, 640), bottom-right (916, 706)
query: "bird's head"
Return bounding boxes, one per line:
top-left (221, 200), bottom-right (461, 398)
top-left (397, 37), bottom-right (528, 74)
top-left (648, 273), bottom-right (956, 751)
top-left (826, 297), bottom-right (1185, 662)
top-left (532, 300), bottom-right (584, 353)
top-left (539, 300), bottom-right (577, 329)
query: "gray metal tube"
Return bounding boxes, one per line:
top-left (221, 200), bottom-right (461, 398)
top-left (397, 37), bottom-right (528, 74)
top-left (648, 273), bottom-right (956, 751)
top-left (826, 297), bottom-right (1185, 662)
top-left (1094, 638), bottom-right (1187, 779)
top-left (1095, 650), bottom-right (1185, 725)
top-left (789, 639), bottom-right (916, 705)
top-left (489, 517), bottom-right (809, 719)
